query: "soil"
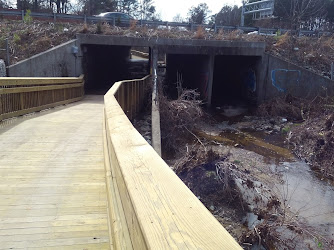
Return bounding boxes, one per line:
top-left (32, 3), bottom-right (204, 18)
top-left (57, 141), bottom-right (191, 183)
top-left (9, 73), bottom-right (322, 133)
top-left (257, 95), bottom-right (334, 181)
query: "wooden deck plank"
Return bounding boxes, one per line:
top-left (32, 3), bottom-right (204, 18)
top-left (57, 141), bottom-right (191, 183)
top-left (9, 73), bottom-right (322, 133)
top-left (0, 218), bottom-right (108, 230)
top-left (0, 96), bottom-right (111, 249)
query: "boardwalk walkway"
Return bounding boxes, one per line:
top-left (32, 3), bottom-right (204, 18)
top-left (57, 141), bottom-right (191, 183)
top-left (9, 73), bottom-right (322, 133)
top-left (0, 95), bottom-right (111, 249)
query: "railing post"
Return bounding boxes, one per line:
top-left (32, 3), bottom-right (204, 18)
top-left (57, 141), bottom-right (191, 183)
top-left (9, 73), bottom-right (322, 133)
top-left (113, 17), bottom-right (115, 27)
top-left (21, 10), bottom-right (24, 22)
top-left (84, 14), bottom-right (87, 24)
top-left (20, 93), bottom-right (24, 110)
top-left (53, 13), bottom-right (56, 22)
top-left (5, 38), bottom-right (10, 67)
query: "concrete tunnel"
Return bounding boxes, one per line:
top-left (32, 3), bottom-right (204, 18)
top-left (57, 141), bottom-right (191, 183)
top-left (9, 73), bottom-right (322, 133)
top-left (81, 44), bottom-right (150, 94)
top-left (165, 53), bottom-right (260, 107)
top-left (79, 40), bottom-right (261, 106)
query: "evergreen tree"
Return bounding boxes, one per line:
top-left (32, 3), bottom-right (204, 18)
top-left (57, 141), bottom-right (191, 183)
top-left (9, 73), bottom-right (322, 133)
top-left (187, 3), bottom-right (210, 24)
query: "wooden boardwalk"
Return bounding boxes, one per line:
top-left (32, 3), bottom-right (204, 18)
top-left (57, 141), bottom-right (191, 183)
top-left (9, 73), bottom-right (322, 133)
top-left (0, 95), bottom-right (111, 249)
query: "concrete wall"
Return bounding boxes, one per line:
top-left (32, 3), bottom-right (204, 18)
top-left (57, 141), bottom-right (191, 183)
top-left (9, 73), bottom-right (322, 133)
top-left (8, 40), bottom-right (82, 77)
top-left (258, 53), bottom-right (334, 102)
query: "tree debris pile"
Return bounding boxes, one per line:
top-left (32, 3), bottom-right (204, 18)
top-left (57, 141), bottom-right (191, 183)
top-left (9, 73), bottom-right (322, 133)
top-left (159, 89), bottom-right (203, 152)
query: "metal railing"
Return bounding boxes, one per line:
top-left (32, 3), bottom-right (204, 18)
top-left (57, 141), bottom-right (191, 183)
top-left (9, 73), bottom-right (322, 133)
top-left (0, 75), bottom-right (84, 121)
top-left (0, 9), bottom-right (332, 37)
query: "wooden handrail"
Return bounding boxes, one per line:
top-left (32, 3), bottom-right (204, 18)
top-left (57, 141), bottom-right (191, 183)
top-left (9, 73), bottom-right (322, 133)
top-left (103, 75), bottom-right (241, 249)
top-left (0, 75), bottom-right (84, 121)
top-left (0, 75), bottom-right (84, 86)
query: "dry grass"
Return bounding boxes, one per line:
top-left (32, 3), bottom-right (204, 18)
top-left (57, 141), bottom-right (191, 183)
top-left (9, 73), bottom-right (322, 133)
top-left (81, 23), bottom-right (88, 33)
top-left (129, 19), bottom-right (138, 30)
top-left (193, 26), bottom-right (205, 39)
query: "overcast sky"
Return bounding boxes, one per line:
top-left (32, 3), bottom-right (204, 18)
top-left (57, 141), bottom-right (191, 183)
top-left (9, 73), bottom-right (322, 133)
top-left (154, 0), bottom-right (243, 21)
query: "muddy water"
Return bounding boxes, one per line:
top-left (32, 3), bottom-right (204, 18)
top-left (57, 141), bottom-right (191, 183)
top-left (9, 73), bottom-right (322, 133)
top-left (196, 129), bottom-right (294, 163)
top-left (202, 128), bottom-right (334, 237)
top-left (275, 162), bottom-right (334, 238)
top-left (198, 107), bottom-right (334, 242)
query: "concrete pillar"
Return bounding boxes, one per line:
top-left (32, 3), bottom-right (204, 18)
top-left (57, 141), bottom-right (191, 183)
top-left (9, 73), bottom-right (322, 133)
top-left (151, 48), bottom-right (162, 156)
top-left (151, 48), bottom-right (158, 73)
top-left (207, 54), bottom-right (215, 107)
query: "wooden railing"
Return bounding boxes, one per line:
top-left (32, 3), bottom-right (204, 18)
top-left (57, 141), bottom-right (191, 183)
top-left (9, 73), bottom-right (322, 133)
top-left (0, 75), bottom-right (84, 121)
top-left (103, 75), bottom-right (241, 249)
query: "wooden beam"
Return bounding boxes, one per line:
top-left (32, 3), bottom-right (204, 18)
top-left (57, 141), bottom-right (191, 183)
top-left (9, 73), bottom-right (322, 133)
top-left (0, 83), bottom-right (83, 94)
top-left (0, 97), bottom-right (83, 121)
top-left (0, 75), bottom-right (84, 86)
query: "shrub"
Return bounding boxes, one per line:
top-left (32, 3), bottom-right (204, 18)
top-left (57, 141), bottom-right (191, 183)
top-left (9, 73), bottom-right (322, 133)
top-left (24, 10), bottom-right (33, 24)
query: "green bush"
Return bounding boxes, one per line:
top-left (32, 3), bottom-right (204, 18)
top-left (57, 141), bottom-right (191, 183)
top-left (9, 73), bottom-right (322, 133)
top-left (24, 10), bottom-right (33, 24)
top-left (13, 33), bottom-right (21, 44)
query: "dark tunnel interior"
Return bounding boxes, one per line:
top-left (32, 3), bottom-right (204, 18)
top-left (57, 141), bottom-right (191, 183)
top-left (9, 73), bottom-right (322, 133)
top-left (165, 54), bottom-right (210, 100)
top-left (212, 55), bottom-right (260, 107)
top-left (82, 45), bottom-right (150, 94)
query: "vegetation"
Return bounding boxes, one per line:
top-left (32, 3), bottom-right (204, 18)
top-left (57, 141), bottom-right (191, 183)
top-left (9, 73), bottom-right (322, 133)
top-left (187, 3), bottom-right (210, 25)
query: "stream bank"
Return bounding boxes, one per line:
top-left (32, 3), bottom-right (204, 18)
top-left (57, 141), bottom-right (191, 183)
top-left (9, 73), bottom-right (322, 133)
top-left (162, 106), bottom-right (334, 249)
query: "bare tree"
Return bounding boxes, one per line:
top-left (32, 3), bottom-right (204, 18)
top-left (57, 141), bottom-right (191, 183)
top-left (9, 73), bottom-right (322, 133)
top-left (275, 0), bottom-right (327, 29)
top-left (173, 13), bottom-right (184, 23)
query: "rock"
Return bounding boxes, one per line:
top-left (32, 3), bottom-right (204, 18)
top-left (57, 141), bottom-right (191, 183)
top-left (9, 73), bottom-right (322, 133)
top-left (269, 119), bottom-right (276, 125)
top-left (273, 125), bottom-right (281, 132)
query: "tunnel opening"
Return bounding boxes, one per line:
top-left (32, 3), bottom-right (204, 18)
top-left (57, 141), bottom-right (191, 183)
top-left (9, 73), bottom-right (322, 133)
top-left (165, 54), bottom-right (210, 100)
top-left (82, 44), bottom-right (150, 94)
top-left (212, 55), bottom-right (260, 107)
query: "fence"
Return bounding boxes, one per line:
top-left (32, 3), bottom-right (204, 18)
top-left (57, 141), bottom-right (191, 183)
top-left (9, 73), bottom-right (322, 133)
top-left (0, 75), bottom-right (84, 121)
top-left (0, 9), bottom-right (332, 37)
top-left (103, 74), bottom-right (241, 249)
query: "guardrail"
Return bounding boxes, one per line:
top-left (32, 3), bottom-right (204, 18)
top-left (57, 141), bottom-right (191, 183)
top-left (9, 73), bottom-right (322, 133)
top-left (0, 9), bottom-right (332, 37)
top-left (0, 75), bottom-right (84, 121)
top-left (103, 74), bottom-right (241, 249)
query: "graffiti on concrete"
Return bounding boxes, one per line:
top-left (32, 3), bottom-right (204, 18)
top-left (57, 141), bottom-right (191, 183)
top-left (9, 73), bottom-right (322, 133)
top-left (271, 69), bottom-right (301, 92)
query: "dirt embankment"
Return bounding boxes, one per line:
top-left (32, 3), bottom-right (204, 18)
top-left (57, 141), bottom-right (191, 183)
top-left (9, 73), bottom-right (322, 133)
top-left (1, 20), bottom-right (334, 77)
top-left (257, 95), bottom-right (334, 180)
